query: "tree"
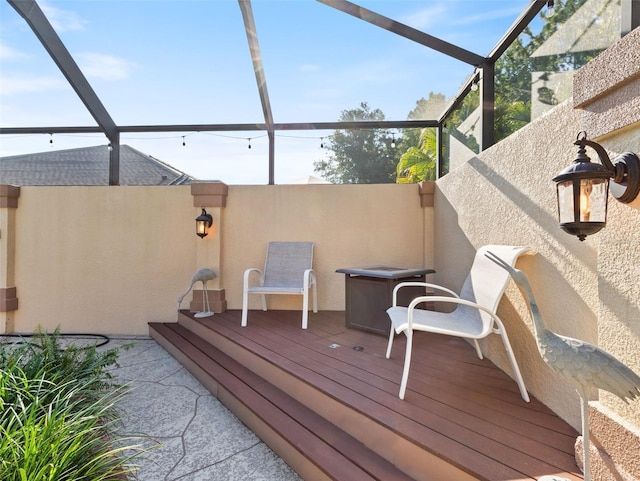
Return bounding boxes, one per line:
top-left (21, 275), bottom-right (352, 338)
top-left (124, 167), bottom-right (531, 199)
top-left (394, 93), bottom-right (445, 183)
top-left (396, 128), bottom-right (437, 183)
top-left (494, 0), bottom-right (598, 141)
top-left (407, 93), bottom-right (447, 121)
top-left (313, 102), bottom-right (399, 184)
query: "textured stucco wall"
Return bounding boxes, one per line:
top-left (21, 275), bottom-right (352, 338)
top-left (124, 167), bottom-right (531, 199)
top-left (573, 26), bottom-right (640, 465)
top-left (5, 183), bottom-right (432, 336)
top-left (435, 100), bottom-right (593, 429)
top-left (221, 183), bottom-right (430, 312)
top-left (10, 186), bottom-right (197, 335)
top-left (434, 27), bottom-right (640, 448)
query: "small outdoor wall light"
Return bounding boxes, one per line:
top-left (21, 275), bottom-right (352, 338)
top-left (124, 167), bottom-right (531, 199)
top-left (552, 131), bottom-right (640, 241)
top-left (195, 208), bottom-right (213, 238)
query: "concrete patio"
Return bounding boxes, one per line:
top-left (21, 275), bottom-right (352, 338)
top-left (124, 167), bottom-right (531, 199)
top-left (106, 337), bottom-right (301, 481)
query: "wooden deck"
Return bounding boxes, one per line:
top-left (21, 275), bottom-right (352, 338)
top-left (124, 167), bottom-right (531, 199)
top-left (149, 309), bottom-right (583, 481)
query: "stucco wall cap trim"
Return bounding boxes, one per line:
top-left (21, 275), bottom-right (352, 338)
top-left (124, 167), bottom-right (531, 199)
top-left (574, 27), bottom-right (640, 108)
top-left (0, 185), bottom-right (20, 208)
top-left (0, 287), bottom-right (18, 312)
top-left (191, 181), bottom-right (228, 207)
top-left (419, 181), bottom-right (435, 207)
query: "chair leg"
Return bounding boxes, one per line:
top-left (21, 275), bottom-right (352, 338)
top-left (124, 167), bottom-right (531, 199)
top-left (499, 332), bottom-right (530, 402)
top-left (260, 294), bottom-right (267, 311)
top-left (385, 328), bottom-right (395, 359)
top-left (312, 282), bottom-right (318, 313)
top-left (399, 330), bottom-right (413, 400)
top-left (241, 291), bottom-right (249, 327)
top-left (472, 339), bottom-right (483, 359)
top-left (302, 289), bottom-right (309, 329)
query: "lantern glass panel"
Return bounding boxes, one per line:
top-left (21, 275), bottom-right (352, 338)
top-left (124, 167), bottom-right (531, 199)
top-left (579, 178), bottom-right (607, 223)
top-left (557, 180), bottom-right (574, 224)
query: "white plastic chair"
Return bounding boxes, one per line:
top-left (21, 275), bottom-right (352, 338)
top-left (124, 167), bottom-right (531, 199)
top-left (386, 245), bottom-right (531, 401)
top-left (242, 242), bottom-right (317, 329)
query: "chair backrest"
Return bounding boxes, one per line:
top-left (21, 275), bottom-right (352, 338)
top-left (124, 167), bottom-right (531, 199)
top-left (458, 245), bottom-right (531, 323)
top-left (262, 242), bottom-right (314, 288)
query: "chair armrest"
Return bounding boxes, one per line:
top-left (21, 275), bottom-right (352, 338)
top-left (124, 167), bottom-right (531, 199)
top-left (243, 268), bottom-right (264, 289)
top-left (303, 269), bottom-right (315, 289)
top-left (391, 282), bottom-right (458, 307)
top-left (405, 295), bottom-right (499, 337)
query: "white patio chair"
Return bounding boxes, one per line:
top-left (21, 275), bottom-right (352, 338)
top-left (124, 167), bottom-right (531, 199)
top-left (241, 242), bottom-right (317, 329)
top-left (386, 245), bottom-right (531, 401)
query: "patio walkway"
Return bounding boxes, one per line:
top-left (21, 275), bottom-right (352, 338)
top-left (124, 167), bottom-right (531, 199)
top-left (106, 337), bottom-right (301, 481)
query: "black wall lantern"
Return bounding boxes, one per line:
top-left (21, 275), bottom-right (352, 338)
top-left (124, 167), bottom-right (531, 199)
top-left (553, 131), bottom-right (640, 241)
top-left (195, 208), bottom-right (213, 238)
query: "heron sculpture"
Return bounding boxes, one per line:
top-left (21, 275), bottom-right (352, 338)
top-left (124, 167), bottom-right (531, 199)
top-left (486, 251), bottom-right (640, 481)
top-left (177, 268), bottom-right (217, 318)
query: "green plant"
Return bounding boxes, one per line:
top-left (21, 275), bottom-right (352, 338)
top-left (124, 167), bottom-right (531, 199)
top-left (2, 328), bottom-right (120, 391)
top-left (0, 328), bottom-right (143, 481)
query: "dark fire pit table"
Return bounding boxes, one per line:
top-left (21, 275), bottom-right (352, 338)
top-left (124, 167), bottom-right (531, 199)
top-left (335, 266), bottom-right (436, 336)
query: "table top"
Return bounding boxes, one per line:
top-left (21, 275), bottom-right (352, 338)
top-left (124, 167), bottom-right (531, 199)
top-left (336, 266), bottom-right (435, 279)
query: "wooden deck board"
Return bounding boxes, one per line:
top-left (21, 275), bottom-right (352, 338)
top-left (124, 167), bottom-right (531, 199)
top-left (153, 309), bottom-right (584, 481)
top-left (224, 310), bottom-right (573, 432)
top-left (151, 321), bottom-right (414, 481)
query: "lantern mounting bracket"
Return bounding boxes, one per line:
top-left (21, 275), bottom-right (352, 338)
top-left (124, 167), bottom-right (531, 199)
top-left (575, 132), bottom-right (640, 202)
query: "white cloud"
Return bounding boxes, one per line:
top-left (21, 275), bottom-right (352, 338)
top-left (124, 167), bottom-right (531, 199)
top-left (40, 1), bottom-right (87, 32)
top-left (451, 6), bottom-right (525, 27)
top-left (0, 43), bottom-right (27, 61)
top-left (77, 53), bottom-right (136, 81)
top-left (399, 4), bottom-right (448, 30)
top-left (298, 64), bottom-right (320, 73)
top-left (398, 2), bottom-right (524, 31)
top-left (0, 75), bottom-right (67, 95)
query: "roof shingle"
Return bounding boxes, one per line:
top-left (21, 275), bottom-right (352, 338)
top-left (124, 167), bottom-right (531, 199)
top-left (0, 145), bottom-right (196, 186)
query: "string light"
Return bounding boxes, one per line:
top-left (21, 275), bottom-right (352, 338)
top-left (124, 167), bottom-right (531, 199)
top-left (470, 67), bottom-right (479, 91)
top-left (390, 134), bottom-right (396, 149)
top-left (14, 130), bottom-right (421, 153)
top-left (5, 129), bottom-right (423, 148)
top-left (546, 0), bottom-right (555, 17)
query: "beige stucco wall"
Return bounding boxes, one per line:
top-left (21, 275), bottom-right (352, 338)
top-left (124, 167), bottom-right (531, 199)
top-left (221, 183), bottom-right (431, 312)
top-left (433, 28), bottom-right (640, 455)
top-left (573, 28), bottom-right (640, 476)
top-left (8, 186), bottom-right (197, 335)
top-left (435, 100), bottom-right (593, 429)
top-left (2, 183), bottom-right (432, 336)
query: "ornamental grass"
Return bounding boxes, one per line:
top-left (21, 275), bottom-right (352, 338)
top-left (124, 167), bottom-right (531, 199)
top-left (0, 328), bottom-right (143, 481)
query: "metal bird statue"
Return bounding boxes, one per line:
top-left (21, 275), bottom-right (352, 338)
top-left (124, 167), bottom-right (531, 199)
top-left (177, 268), bottom-right (217, 317)
top-left (486, 251), bottom-right (640, 481)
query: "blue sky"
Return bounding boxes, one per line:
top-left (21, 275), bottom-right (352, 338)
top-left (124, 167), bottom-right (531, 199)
top-left (1, 0), bottom-right (532, 184)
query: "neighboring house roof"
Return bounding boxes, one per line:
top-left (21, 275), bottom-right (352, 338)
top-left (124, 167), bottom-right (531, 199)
top-left (0, 145), bottom-right (196, 186)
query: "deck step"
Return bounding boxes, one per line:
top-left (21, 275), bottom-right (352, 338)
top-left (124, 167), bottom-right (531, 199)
top-left (149, 321), bottom-right (415, 481)
top-left (150, 310), bottom-right (584, 481)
